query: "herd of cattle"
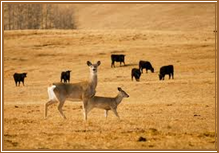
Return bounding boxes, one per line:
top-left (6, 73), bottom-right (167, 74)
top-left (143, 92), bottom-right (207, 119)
top-left (13, 54), bottom-right (174, 86)
top-left (111, 54), bottom-right (174, 82)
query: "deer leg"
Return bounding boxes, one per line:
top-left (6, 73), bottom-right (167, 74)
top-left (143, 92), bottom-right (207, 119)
top-left (82, 99), bottom-right (89, 121)
top-left (85, 105), bottom-right (93, 120)
top-left (105, 110), bottom-right (108, 119)
top-left (44, 100), bottom-right (58, 118)
top-left (57, 101), bottom-right (66, 119)
top-left (111, 108), bottom-right (120, 119)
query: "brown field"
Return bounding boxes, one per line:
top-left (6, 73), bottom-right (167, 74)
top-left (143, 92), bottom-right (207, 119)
top-left (3, 29), bottom-right (216, 150)
top-left (3, 4), bottom-right (216, 150)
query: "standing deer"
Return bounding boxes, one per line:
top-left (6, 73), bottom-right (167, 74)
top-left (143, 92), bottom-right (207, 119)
top-left (45, 61), bottom-right (101, 120)
top-left (85, 87), bottom-right (129, 120)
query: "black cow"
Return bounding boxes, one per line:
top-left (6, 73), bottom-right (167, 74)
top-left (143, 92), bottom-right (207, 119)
top-left (159, 65), bottom-right (174, 80)
top-left (61, 70), bottom-right (71, 83)
top-left (111, 54), bottom-right (126, 68)
top-left (139, 60), bottom-right (154, 73)
top-left (131, 68), bottom-right (142, 82)
top-left (13, 73), bottom-right (27, 86)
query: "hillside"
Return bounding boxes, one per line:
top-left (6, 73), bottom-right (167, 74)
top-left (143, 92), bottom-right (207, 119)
top-left (72, 4), bottom-right (216, 31)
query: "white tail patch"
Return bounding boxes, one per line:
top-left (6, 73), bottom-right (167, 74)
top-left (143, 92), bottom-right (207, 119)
top-left (48, 85), bottom-right (57, 101)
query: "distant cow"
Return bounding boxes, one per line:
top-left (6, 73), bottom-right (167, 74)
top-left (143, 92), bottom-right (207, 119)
top-left (159, 65), bottom-right (174, 80)
top-left (13, 73), bottom-right (27, 86)
top-left (111, 54), bottom-right (126, 68)
top-left (139, 60), bottom-right (154, 73)
top-left (131, 68), bottom-right (142, 82)
top-left (61, 70), bottom-right (71, 83)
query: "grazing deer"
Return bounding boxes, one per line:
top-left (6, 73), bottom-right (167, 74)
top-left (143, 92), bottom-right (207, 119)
top-left (45, 61), bottom-right (101, 120)
top-left (85, 87), bottom-right (129, 120)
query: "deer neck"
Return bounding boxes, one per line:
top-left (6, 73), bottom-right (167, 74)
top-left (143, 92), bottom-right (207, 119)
top-left (89, 73), bottom-right (97, 89)
top-left (115, 93), bottom-right (124, 105)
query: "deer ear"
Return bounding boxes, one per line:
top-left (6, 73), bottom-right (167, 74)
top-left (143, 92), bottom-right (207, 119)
top-left (87, 61), bottom-right (92, 66)
top-left (97, 61), bottom-right (101, 66)
top-left (118, 87), bottom-right (121, 91)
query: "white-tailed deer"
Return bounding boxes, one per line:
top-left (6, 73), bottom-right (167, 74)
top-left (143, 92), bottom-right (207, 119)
top-left (85, 87), bottom-right (129, 120)
top-left (45, 61), bottom-right (101, 120)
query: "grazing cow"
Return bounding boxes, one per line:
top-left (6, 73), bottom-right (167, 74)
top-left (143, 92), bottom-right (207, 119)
top-left (139, 60), bottom-right (154, 73)
top-left (159, 65), bottom-right (174, 80)
top-left (111, 54), bottom-right (126, 68)
top-left (13, 73), bottom-right (27, 86)
top-left (131, 68), bottom-right (142, 82)
top-left (61, 70), bottom-right (71, 83)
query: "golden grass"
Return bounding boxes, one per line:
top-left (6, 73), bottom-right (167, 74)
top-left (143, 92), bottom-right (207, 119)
top-left (3, 29), bottom-right (216, 149)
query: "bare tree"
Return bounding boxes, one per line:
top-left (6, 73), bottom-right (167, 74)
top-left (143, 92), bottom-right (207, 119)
top-left (4, 4), bottom-right (76, 30)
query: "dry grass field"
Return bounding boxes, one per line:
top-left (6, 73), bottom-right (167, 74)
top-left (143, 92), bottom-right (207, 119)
top-left (3, 4), bottom-right (216, 150)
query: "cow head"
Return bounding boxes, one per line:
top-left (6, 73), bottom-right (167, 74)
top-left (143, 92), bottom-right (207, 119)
top-left (22, 73), bottom-right (27, 78)
top-left (135, 71), bottom-right (141, 81)
top-left (66, 70), bottom-right (71, 75)
top-left (151, 67), bottom-right (154, 73)
top-left (159, 74), bottom-right (163, 80)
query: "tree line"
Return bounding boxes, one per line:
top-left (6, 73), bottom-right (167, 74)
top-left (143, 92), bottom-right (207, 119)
top-left (4, 4), bottom-right (76, 30)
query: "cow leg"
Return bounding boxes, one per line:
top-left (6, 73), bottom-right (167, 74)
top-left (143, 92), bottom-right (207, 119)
top-left (172, 73), bottom-right (174, 79)
top-left (120, 62), bottom-right (122, 67)
top-left (111, 61), bottom-right (114, 68)
top-left (18, 81), bottom-right (20, 86)
top-left (22, 81), bottom-right (25, 86)
top-left (169, 74), bottom-right (171, 79)
top-left (135, 76), bottom-right (138, 82)
top-left (15, 81), bottom-right (17, 86)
